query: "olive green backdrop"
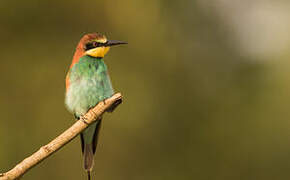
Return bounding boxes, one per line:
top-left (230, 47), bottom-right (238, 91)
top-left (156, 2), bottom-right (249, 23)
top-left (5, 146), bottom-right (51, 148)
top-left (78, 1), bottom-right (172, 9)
top-left (1, 0), bottom-right (290, 180)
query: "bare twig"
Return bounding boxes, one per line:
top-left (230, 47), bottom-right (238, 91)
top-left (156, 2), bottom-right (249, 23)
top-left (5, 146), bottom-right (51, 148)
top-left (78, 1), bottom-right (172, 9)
top-left (0, 93), bottom-right (123, 180)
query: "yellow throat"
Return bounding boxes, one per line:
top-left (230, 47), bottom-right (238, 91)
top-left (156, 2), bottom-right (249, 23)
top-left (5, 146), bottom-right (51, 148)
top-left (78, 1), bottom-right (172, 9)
top-left (85, 46), bottom-right (110, 58)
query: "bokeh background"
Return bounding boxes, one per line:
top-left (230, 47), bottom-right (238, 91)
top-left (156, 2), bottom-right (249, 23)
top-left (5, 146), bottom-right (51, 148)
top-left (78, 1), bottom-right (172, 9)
top-left (1, 0), bottom-right (290, 179)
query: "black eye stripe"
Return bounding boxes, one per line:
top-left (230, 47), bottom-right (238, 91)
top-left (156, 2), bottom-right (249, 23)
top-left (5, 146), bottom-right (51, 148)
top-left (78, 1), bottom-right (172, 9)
top-left (85, 42), bottom-right (105, 50)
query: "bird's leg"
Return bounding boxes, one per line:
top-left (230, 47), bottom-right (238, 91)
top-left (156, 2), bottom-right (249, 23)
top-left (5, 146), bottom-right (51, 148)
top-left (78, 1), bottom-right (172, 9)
top-left (79, 115), bottom-right (89, 125)
top-left (106, 98), bottom-right (123, 113)
top-left (75, 114), bottom-right (89, 125)
top-left (74, 114), bottom-right (79, 120)
top-left (103, 99), bottom-right (107, 105)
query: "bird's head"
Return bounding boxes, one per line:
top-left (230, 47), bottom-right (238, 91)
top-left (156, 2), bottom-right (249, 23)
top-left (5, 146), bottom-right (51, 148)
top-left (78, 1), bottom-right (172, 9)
top-left (79, 33), bottom-right (127, 58)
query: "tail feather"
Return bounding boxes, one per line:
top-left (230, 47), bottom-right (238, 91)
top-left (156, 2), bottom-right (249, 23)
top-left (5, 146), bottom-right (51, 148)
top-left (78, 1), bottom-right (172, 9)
top-left (80, 118), bottom-right (103, 180)
top-left (92, 119), bottom-right (102, 153)
top-left (87, 171), bottom-right (91, 180)
top-left (84, 144), bottom-right (94, 171)
top-left (80, 133), bottom-right (85, 153)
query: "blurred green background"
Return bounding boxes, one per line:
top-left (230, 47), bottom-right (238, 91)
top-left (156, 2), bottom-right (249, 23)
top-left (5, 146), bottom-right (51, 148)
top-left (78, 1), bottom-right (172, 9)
top-left (1, 0), bottom-right (290, 179)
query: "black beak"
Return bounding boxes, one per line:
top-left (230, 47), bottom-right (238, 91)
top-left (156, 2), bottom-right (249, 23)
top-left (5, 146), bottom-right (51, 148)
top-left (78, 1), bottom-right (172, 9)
top-left (105, 40), bottom-right (127, 47)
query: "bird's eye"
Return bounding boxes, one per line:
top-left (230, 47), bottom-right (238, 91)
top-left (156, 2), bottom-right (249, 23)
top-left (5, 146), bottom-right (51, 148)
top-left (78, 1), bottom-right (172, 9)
top-left (84, 42), bottom-right (103, 50)
top-left (93, 42), bottom-right (99, 47)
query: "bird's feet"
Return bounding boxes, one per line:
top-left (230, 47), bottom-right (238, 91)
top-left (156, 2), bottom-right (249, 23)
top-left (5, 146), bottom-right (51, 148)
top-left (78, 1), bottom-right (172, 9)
top-left (79, 115), bottom-right (89, 125)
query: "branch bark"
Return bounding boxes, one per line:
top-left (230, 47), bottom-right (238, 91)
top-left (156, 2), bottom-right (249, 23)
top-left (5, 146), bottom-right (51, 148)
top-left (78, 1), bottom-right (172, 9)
top-left (0, 93), bottom-right (122, 180)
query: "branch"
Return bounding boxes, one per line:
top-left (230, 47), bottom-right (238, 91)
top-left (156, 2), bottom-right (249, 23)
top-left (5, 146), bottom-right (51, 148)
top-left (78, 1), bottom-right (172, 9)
top-left (0, 93), bottom-right (123, 180)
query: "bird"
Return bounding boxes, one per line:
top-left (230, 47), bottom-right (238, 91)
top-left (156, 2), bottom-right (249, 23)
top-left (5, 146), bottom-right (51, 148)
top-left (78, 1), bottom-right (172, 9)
top-left (65, 33), bottom-right (127, 180)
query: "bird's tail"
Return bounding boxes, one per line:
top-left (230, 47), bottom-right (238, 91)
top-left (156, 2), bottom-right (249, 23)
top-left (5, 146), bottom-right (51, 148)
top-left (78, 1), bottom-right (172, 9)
top-left (80, 119), bottom-right (102, 180)
top-left (84, 143), bottom-right (94, 173)
top-left (87, 171), bottom-right (91, 180)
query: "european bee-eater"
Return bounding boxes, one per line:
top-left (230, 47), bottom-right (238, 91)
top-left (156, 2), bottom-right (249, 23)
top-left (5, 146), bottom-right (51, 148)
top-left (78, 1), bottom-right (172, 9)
top-left (65, 33), bottom-right (126, 180)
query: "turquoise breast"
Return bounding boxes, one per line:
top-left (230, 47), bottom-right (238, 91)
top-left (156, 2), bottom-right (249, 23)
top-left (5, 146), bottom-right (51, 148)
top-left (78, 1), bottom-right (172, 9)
top-left (65, 55), bottom-right (114, 117)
